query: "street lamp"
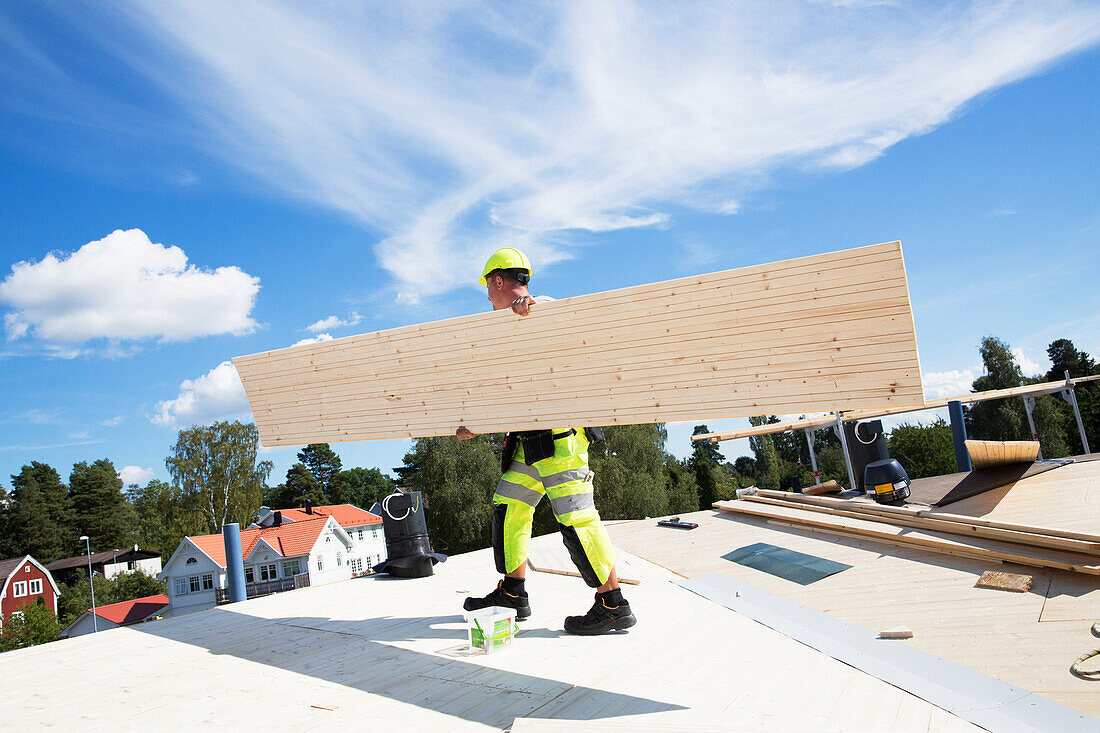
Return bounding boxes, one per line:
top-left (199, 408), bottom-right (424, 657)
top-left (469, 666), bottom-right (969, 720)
top-left (78, 535), bottom-right (98, 633)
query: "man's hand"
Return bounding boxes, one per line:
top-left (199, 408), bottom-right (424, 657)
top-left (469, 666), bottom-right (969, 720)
top-left (456, 426), bottom-right (477, 440)
top-left (511, 295), bottom-right (535, 317)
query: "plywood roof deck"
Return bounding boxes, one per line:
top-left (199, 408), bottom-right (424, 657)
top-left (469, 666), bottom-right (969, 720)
top-left (607, 459), bottom-right (1100, 718)
top-left (4, 538), bottom-right (986, 731)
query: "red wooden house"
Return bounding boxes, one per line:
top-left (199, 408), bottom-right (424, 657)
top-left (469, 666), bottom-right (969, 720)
top-left (0, 556), bottom-right (61, 631)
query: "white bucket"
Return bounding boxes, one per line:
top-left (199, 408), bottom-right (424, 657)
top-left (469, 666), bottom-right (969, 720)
top-left (465, 606), bottom-right (517, 653)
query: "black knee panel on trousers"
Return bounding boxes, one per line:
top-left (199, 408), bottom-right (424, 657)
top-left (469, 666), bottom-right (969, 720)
top-left (491, 503), bottom-right (508, 575)
top-left (559, 524), bottom-right (602, 587)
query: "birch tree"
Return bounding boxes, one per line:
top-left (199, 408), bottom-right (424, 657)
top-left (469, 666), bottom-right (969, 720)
top-left (165, 421), bottom-right (273, 534)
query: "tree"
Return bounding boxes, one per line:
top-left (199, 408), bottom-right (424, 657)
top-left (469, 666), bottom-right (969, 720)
top-left (0, 597), bottom-right (60, 652)
top-left (748, 416), bottom-right (783, 490)
top-left (1045, 338), bottom-right (1099, 456)
top-left (688, 425), bottom-right (730, 509)
top-left (165, 421), bottom-right (273, 534)
top-left (69, 459), bottom-right (135, 553)
top-left (129, 479), bottom-right (196, 556)
top-left (395, 434), bottom-right (501, 555)
top-left (285, 463), bottom-right (327, 506)
top-left (887, 419), bottom-right (957, 479)
top-left (965, 336), bottom-right (1071, 455)
top-left (328, 467), bottom-right (395, 508)
top-left (3, 463), bottom-right (72, 562)
top-left (297, 443), bottom-right (342, 495)
top-left (587, 424), bottom-right (699, 520)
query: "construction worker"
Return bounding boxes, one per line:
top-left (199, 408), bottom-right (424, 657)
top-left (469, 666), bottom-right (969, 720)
top-left (458, 246), bottom-right (637, 635)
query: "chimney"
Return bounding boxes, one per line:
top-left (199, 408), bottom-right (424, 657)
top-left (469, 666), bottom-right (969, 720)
top-left (273, 511), bottom-right (282, 527)
top-left (304, 498), bottom-right (313, 515)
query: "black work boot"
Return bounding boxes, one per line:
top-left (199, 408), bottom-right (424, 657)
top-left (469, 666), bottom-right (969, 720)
top-left (463, 579), bottom-right (531, 621)
top-left (564, 591), bottom-right (637, 635)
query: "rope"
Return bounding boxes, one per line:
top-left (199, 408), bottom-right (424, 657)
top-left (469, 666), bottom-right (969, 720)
top-left (381, 492), bottom-right (419, 521)
top-left (1070, 621), bottom-right (1100, 680)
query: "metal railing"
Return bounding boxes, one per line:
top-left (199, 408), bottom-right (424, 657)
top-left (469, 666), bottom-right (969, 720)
top-left (215, 572), bottom-right (310, 604)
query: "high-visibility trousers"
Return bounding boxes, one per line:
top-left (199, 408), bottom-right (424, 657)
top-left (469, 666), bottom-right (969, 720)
top-left (491, 429), bottom-right (615, 587)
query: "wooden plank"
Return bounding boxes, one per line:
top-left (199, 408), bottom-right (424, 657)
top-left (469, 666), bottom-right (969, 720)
top-left (235, 242), bottom-right (924, 445)
top-left (748, 488), bottom-right (1100, 542)
top-left (694, 414), bottom-right (837, 443)
top-left (713, 500), bottom-right (1100, 575)
top-left (740, 494), bottom-right (1100, 556)
top-left (965, 440), bottom-right (1040, 469)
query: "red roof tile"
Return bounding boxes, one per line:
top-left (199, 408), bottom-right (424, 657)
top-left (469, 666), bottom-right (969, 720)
top-left (186, 516), bottom-right (333, 568)
top-left (92, 594), bottom-right (169, 625)
top-left (272, 504), bottom-right (381, 527)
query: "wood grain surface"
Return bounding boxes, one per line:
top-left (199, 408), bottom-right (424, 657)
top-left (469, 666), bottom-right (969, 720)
top-left (235, 241), bottom-right (924, 446)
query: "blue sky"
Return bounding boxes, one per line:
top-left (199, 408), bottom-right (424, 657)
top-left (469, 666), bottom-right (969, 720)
top-left (1, 1), bottom-right (1098, 490)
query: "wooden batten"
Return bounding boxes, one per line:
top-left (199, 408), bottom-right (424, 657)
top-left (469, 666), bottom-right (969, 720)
top-left (714, 499), bottom-right (1100, 576)
top-left (235, 242), bottom-right (925, 445)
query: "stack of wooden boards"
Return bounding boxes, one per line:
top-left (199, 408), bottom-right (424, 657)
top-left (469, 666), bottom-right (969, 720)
top-left (715, 489), bottom-right (1100, 576)
top-left (234, 241), bottom-right (923, 446)
top-left (965, 439), bottom-right (1041, 469)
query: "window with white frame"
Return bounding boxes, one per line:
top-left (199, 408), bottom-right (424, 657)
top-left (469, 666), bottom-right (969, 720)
top-left (128, 561), bottom-right (136, 570)
top-left (186, 557), bottom-right (197, 565)
top-left (317, 555), bottom-right (324, 571)
top-left (175, 577), bottom-right (188, 595)
top-left (336, 552), bottom-right (343, 566)
top-left (13, 611), bottom-right (24, 622)
top-left (201, 573), bottom-right (213, 590)
top-left (358, 529), bottom-right (364, 540)
top-left (29, 579), bottom-right (42, 594)
top-left (259, 563), bottom-right (277, 581)
top-left (12, 581), bottom-right (27, 597)
top-left (244, 567), bottom-right (255, 583)
top-left (189, 575), bottom-right (201, 592)
top-left (282, 559), bottom-right (300, 577)
top-left (351, 558), bottom-right (363, 573)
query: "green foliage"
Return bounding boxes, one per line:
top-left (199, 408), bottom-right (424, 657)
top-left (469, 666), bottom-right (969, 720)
top-left (3, 462), bottom-right (73, 562)
top-left (0, 597), bottom-right (60, 652)
top-left (69, 459), bottom-right (135, 552)
top-left (688, 425), bottom-right (730, 509)
top-left (887, 419), bottom-right (957, 479)
top-left (165, 421), bottom-right (273, 534)
top-left (396, 434), bottom-right (501, 555)
top-left (1045, 338), bottom-right (1099, 456)
top-left (965, 336), bottom-right (1071, 455)
top-left (328, 467), bottom-right (395, 509)
top-left (748, 416), bottom-right (783, 490)
top-left (56, 569), bottom-right (167, 628)
top-left (297, 443), bottom-right (342, 494)
top-left (129, 479), bottom-right (197, 556)
top-left (597, 424), bottom-right (700, 518)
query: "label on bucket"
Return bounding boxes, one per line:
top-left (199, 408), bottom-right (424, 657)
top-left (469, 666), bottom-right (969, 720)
top-left (466, 606), bottom-right (516, 652)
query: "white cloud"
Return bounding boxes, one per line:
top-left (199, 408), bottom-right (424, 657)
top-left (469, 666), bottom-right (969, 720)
top-left (922, 368), bottom-right (978, 400)
top-left (100, 415), bottom-right (123, 427)
top-left (152, 360), bottom-right (251, 428)
top-left (293, 332), bottom-right (334, 346)
top-left (306, 312), bottom-right (361, 333)
top-left (0, 228), bottom-right (260, 343)
top-left (119, 465), bottom-right (156, 486)
top-left (1012, 347), bottom-right (1044, 377)
top-left (104, 2), bottom-right (1100, 301)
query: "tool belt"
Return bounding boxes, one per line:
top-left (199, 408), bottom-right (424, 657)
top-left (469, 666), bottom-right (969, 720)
top-left (501, 427), bottom-right (604, 472)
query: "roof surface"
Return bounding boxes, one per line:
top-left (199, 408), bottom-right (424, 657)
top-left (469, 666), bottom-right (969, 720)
top-left (92, 594), bottom-right (170, 625)
top-left (0, 555), bottom-right (25, 582)
top-left (4, 461), bottom-right (1099, 730)
top-left (268, 504), bottom-right (381, 527)
top-left (188, 516), bottom-right (332, 567)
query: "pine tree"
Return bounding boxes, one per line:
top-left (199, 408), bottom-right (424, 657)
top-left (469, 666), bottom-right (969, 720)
top-left (69, 459), bottom-right (135, 553)
top-left (6, 463), bottom-right (73, 562)
top-left (297, 443), bottom-right (342, 496)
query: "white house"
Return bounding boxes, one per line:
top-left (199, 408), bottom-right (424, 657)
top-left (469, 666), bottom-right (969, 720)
top-left (252, 503), bottom-right (386, 575)
top-left (60, 593), bottom-right (169, 638)
top-left (45, 546), bottom-right (162, 586)
top-left (158, 515), bottom-right (355, 614)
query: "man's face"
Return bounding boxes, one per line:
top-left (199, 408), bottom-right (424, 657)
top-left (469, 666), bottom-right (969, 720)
top-left (486, 275), bottom-right (511, 310)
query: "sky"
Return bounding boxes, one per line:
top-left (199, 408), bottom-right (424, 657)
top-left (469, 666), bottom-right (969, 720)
top-left (1, 1), bottom-right (1098, 491)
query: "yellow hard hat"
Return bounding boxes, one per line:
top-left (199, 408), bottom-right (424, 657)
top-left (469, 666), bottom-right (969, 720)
top-left (478, 247), bottom-right (532, 286)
